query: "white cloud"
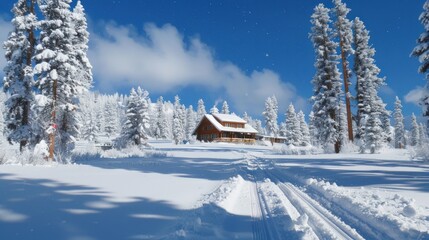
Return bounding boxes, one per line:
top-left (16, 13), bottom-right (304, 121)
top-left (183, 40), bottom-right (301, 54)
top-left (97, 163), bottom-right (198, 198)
top-left (0, 16), bottom-right (12, 76)
top-left (405, 86), bottom-right (426, 106)
top-left (89, 22), bottom-right (305, 115)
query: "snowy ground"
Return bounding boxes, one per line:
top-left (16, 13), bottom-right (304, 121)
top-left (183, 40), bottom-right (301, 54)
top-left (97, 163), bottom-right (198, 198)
top-left (0, 142), bottom-right (428, 239)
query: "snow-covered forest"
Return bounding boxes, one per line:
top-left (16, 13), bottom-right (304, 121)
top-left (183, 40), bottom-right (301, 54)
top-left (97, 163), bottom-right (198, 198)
top-left (1, 0), bottom-right (429, 161)
top-left (1, 0), bottom-right (429, 239)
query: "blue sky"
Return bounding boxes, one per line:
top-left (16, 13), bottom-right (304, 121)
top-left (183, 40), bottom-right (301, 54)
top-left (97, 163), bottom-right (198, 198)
top-left (0, 0), bottom-right (425, 119)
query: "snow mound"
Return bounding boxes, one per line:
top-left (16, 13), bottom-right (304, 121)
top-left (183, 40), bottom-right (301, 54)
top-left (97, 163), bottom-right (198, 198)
top-left (306, 178), bottom-right (429, 239)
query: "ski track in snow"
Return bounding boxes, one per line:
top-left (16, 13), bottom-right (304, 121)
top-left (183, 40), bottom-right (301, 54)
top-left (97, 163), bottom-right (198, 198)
top-left (243, 154), bottom-right (364, 240)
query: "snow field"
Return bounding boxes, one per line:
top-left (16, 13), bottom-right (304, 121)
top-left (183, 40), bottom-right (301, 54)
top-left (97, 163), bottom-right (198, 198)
top-left (1, 142), bottom-right (428, 239)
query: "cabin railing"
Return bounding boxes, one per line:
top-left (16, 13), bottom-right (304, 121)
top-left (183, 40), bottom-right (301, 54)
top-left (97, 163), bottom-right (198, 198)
top-left (213, 138), bottom-right (256, 144)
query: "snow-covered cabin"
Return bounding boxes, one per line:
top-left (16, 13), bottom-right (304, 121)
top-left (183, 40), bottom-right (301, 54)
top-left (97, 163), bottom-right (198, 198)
top-left (193, 113), bottom-right (258, 144)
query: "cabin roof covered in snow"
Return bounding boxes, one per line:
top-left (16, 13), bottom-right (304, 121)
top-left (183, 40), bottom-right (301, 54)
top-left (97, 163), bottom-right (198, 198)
top-left (212, 113), bottom-right (247, 123)
top-left (193, 114), bottom-right (258, 134)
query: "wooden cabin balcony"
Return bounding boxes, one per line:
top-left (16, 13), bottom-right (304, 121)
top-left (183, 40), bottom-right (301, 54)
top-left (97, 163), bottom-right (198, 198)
top-left (213, 137), bottom-right (256, 144)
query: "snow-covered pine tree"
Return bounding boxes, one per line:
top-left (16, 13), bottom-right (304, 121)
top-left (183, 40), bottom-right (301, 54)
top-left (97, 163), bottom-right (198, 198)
top-left (263, 96), bottom-right (279, 137)
top-left (254, 119), bottom-right (264, 135)
top-left (333, 0), bottom-right (354, 142)
top-left (411, 113), bottom-right (420, 146)
top-left (94, 95), bottom-right (105, 138)
top-left (82, 112), bottom-right (98, 141)
top-left (196, 99), bottom-right (206, 124)
top-left (33, 0), bottom-right (87, 160)
top-left (365, 106), bottom-right (383, 154)
top-left (243, 112), bottom-right (249, 122)
top-left (394, 96), bottom-right (406, 148)
top-left (279, 122), bottom-right (287, 137)
top-left (419, 123), bottom-right (428, 144)
top-left (104, 100), bottom-right (118, 137)
top-left (71, 0), bottom-right (92, 92)
top-left (116, 87), bottom-right (150, 147)
top-left (185, 105), bottom-right (196, 142)
top-left (353, 17), bottom-right (390, 151)
top-left (221, 101), bottom-right (230, 114)
top-left (173, 96), bottom-right (184, 144)
top-left (411, 0), bottom-right (429, 126)
top-left (308, 111), bottom-right (318, 146)
top-left (210, 104), bottom-right (219, 114)
top-left (310, 4), bottom-right (343, 153)
top-left (3, 0), bottom-right (37, 151)
top-left (297, 111), bottom-right (311, 146)
top-left (285, 103), bottom-right (301, 146)
top-left (153, 96), bottom-right (169, 139)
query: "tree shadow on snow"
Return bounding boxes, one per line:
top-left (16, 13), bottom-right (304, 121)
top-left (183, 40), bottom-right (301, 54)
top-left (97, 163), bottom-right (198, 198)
top-left (270, 157), bottom-right (429, 193)
top-left (0, 173), bottom-right (260, 240)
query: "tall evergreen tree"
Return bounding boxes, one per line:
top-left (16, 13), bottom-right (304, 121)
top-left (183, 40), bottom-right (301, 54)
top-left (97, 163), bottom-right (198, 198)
top-left (411, 113), bottom-right (420, 146)
top-left (210, 104), bottom-right (219, 114)
top-left (394, 96), bottom-right (406, 148)
top-left (196, 99), bottom-right (206, 123)
top-left (104, 101), bottom-right (118, 137)
top-left (34, 0), bottom-right (85, 160)
top-left (298, 111), bottom-right (311, 146)
top-left (3, 0), bottom-right (37, 151)
top-left (263, 95), bottom-right (279, 137)
top-left (221, 101), bottom-right (230, 114)
top-left (310, 4), bottom-right (343, 153)
top-left (353, 17), bottom-right (389, 151)
top-left (411, 0), bottom-right (429, 126)
top-left (308, 111), bottom-right (318, 146)
top-left (285, 103), bottom-right (301, 146)
top-left (365, 106), bottom-right (383, 153)
top-left (185, 105), bottom-right (196, 142)
top-left (153, 96), bottom-right (169, 139)
top-left (117, 87), bottom-right (150, 147)
top-left (82, 112), bottom-right (98, 141)
top-left (173, 96), bottom-right (184, 144)
top-left (333, 0), bottom-right (354, 142)
top-left (419, 123), bottom-right (428, 144)
top-left (71, 0), bottom-right (92, 91)
top-left (279, 122), bottom-right (287, 137)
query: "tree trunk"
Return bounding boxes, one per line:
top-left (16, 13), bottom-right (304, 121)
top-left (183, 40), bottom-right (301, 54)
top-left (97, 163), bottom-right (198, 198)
top-left (49, 79), bottom-right (57, 161)
top-left (339, 37), bottom-right (354, 142)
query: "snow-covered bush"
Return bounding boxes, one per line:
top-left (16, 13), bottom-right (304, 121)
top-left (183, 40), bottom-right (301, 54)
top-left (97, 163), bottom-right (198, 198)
top-left (0, 140), bottom-right (57, 165)
top-left (409, 145), bottom-right (429, 162)
top-left (272, 145), bottom-right (321, 155)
